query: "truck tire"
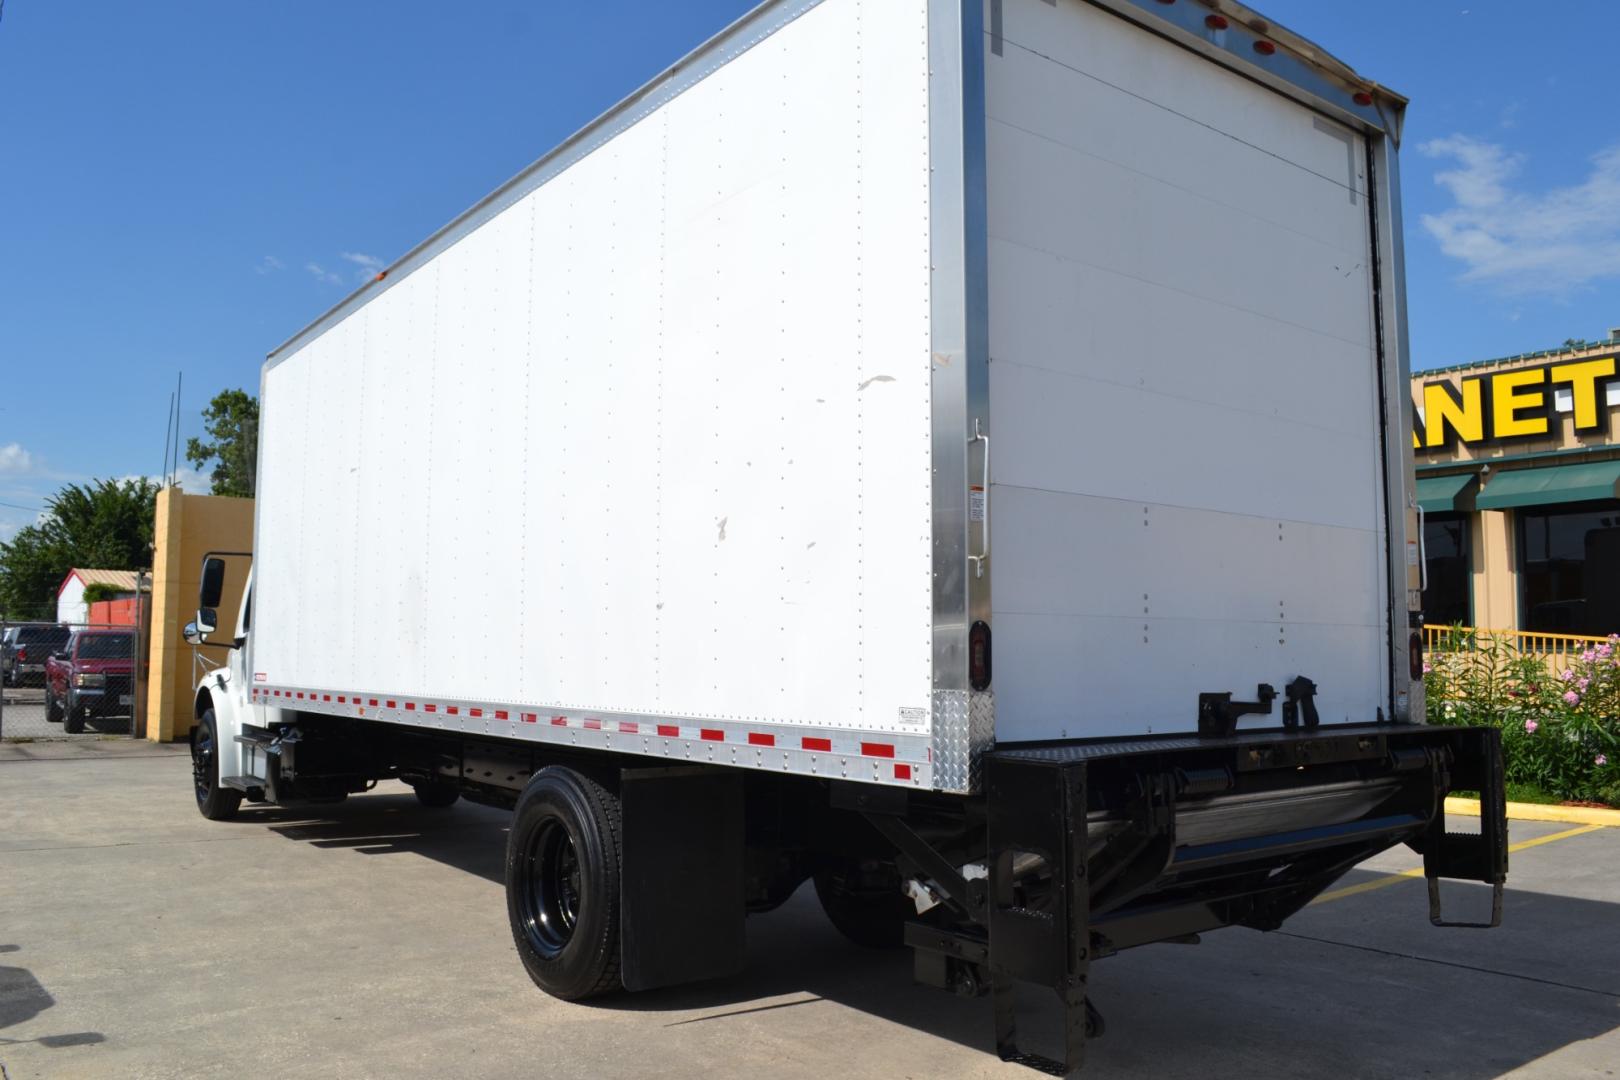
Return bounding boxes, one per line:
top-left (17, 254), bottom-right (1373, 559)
top-left (192, 709), bottom-right (243, 821)
top-left (813, 860), bottom-right (910, 948)
top-left (45, 689), bottom-right (63, 723)
top-left (506, 766), bottom-right (622, 1000)
top-left (62, 698), bottom-right (84, 734)
top-left (411, 781), bottom-right (460, 808)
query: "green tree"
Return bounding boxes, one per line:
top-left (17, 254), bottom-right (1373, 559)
top-left (186, 389), bottom-right (259, 497)
top-left (0, 479), bottom-right (157, 620)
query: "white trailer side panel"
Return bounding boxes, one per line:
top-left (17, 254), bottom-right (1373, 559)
top-left (984, 0), bottom-right (1390, 739)
top-left (255, 0), bottom-right (936, 741)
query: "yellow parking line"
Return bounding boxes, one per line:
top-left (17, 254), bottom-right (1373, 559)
top-left (1309, 823), bottom-right (1605, 906)
top-left (1445, 796), bottom-right (1620, 827)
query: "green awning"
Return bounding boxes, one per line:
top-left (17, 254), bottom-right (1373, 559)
top-left (1474, 460), bottom-right (1620, 510)
top-left (1415, 473), bottom-right (1476, 513)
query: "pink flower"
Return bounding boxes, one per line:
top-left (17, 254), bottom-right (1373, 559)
top-left (1582, 650), bottom-right (1597, 663)
top-left (1422, 662), bottom-right (1432, 674)
top-left (1600, 644), bottom-right (1614, 659)
top-left (1564, 691), bottom-right (1581, 706)
top-left (1598, 754), bottom-right (1609, 767)
top-left (1524, 719), bottom-right (1538, 733)
top-left (1579, 678), bottom-right (1591, 691)
top-left (1561, 669), bottom-right (1577, 683)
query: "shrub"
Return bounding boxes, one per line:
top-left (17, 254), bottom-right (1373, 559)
top-left (1425, 628), bottom-right (1620, 805)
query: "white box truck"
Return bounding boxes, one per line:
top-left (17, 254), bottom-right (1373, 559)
top-left (184, 0), bottom-right (1507, 1070)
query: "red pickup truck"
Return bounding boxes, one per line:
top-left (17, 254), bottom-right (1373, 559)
top-left (44, 630), bottom-right (136, 733)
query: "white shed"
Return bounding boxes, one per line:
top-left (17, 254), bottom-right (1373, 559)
top-left (56, 568), bottom-right (141, 626)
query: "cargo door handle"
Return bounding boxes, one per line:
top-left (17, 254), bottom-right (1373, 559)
top-left (1414, 500), bottom-right (1427, 593)
top-left (969, 419), bottom-right (990, 579)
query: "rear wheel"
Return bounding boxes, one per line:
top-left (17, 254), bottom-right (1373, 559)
top-left (192, 709), bottom-right (242, 821)
top-left (506, 766), bottom-right (622, 1000)
top-left (62, 697), bottom-right (85, 734)
top-left (814, 859), bottom-right (910, 948)
top-left (44, 688), bottom-right (63, 723)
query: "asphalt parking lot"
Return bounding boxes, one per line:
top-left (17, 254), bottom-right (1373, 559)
top-left (2, 742), bottom-right (1617, 1080)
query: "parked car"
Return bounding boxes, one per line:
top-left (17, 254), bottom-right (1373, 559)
top-left (2, 624), bottom-right (72, 688)
top-left (44, 630), bottom-right (135, 732)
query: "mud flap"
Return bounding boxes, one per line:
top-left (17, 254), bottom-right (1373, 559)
top-left (985, 755), bottom-right (1092, 1075)
top-left (620, 767), bottom-right (746, 990)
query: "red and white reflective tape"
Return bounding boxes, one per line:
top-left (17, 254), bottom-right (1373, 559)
top-left (250, 685), bottom-right (928, 786)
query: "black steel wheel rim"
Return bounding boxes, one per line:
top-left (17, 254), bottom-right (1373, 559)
top-left (520, 817), bottom-right (582, 959)
top-left (192, 724), bottom-right (213, 805)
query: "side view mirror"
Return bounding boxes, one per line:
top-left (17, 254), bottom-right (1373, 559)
top-left (199, 557), bottom-right (227, 610)
top-left (186, 608), bottom-right (218, 645)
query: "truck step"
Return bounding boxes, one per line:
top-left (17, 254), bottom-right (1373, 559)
top-left (220, 776), bottom-right (266, 796)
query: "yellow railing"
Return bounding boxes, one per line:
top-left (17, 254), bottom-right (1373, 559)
top-left (1423, 624), bottom-right (1615, 674)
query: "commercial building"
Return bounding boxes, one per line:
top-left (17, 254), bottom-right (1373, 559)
top-left (1415, 331), bottom-right (1620, 636)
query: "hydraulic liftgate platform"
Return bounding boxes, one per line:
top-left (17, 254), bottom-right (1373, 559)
top-left (861, 723), bottom-right (1506, 1076)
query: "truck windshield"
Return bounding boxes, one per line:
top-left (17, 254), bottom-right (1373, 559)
top-left (20, 627), bottom-right (71, 650)
top-left (77, 635), bottom-right (134, 660)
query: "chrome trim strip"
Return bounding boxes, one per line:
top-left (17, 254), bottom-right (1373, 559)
top-left (252, 686), bottom-right (934, 790)
top-left (264, 0), bottom-right (825, 369)
top-left (1370, 132), bottom-right (1420, 722)
top-left (927, 0), bottom-right (994, 793)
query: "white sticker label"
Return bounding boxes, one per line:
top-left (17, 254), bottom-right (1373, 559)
top-left (969, 486), bottom-right (986, 523)
top-left (1406, 541), bottom-right (1419, 566)
top-left (898, 706), bottom-right (928, 726)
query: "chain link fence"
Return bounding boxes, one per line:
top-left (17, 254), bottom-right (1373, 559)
top-left (1, 612), bottom-right (147, 740)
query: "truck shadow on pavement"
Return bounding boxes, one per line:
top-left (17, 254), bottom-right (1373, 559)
top-left (251, 789), bottom-right (511, 883)
top-left (246, 794), bottom-right (1620, 1078)
top-left (0, 945), bottom-right (107, 1052)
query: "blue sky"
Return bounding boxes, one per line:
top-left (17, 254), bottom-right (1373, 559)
top-left (2, 1), bottom-right (1618, 543)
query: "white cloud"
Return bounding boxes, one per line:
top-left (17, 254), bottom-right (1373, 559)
top-left (340, 251), bottom-right (386, 282)
top-left (124, 466), bottom-right (213, 494)
top-left (1419, 135), bottom-right (1620, 295)
top-left (255, 255), bottom-right (285, 275)
top-left (305, 261), bottom-right (345, 286)
top-left (0, 443), bottom-right (32, 473)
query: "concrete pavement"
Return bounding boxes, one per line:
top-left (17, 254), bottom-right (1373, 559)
top-left (1, 745), bottom-right (1616, 1079)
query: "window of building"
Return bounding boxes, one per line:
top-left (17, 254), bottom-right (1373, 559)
top-left (1423, 513), bottom-right (1471, 627)
top-left (1517, 502), bottom-right (1620, 636)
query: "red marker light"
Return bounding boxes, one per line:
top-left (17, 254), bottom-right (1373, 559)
top-left (1353, 91), bottom-right (1374, 106)
top-left (1205, 14), bottom-right (1228, 30)
top-left (1253, 40), bottom-right (1276, 55)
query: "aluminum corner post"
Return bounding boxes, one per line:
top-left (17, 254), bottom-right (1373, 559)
top-left (1369, 125), bottom-right (1422, 724)
top-left (929, 0), bottom-right (994, 793)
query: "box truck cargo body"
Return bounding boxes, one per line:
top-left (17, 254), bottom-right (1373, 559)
top-left (185, 0), bottom-right (1507, 1072)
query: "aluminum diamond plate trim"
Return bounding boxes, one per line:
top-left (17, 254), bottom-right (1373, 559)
top-left (932, 688), bottom-right (995, 793)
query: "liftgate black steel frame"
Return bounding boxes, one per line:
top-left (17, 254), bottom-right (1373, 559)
top-left (855, 722), bottom-right (1506, 1075)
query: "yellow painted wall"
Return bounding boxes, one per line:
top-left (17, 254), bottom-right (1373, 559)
top-left (144, 489), bottom-right (253, 742)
